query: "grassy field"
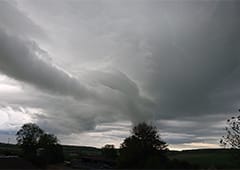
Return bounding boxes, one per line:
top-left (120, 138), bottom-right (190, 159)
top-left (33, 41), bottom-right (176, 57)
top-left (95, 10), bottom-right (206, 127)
top-left (1, 143), bottom-right (239, 169)
top-left (168, 149), bottom-right (240, 169)
top-left (62, 145), bottom-right (102, 160)
top-left (0, 143), bottom-right (21, 156)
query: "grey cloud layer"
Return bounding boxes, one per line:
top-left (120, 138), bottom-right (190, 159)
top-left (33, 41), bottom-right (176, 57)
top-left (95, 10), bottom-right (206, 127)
top-left (0, 29), bottom-right (95, 100)
top-left (145, 2), bottom-right (240, 116)
top-left (0, 1), bottom-right (45, 39)
top-left (1, 0), bottom-right (240, 147)
top-left (0, 27), bottom-right (153, 129)
top-left (0, 2), bottom-right (153, 134)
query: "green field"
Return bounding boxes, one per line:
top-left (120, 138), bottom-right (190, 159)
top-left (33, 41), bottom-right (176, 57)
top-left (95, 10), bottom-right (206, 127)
top-left (0, 143), bottom-right (101, 159)
top-left (168, 149), bottom-right (240, 169)
top-left (62, 145), bottom-right (102, 160)
top-left (0, 143), bottom-right (21, 155)
top-left (1, 143), bottom-right (239, 169)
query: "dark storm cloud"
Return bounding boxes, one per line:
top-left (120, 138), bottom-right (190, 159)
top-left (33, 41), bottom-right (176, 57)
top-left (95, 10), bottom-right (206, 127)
top-left (0, 4), bottom-right (154, 134)
top-left (0, 29), bottom-right (94, 100)
top-left (1, 0), bottom-right (240, 147)
top-left (0, 1), bottom-right (93, 100)
top-left (0, 29), bottom-right (154, 134)
top-left (144, 1), bottom-right (240, 116)
top-left (99, 1), bottom-right (240, 118)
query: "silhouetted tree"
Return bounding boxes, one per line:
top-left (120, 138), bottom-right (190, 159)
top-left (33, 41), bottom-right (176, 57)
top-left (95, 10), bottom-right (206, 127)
top-left (118, 122), bottom-right (168, 168)
top-left (38, 133), bottom-right (58, 146)
top-left (101, 144), bottom-right (117, 160)
top-left (16, 123), bottom-right (64, 165)
top-left (220, 111), bottom-right (240, 149)
top-left (38, 133), bottom-right (64, 163)
top-left (16, 123), bottom-right (44, 158)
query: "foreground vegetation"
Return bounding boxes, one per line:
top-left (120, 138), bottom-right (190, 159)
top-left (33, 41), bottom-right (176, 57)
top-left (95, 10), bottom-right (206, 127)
top-left (1, 142), bottom-right (240, 169)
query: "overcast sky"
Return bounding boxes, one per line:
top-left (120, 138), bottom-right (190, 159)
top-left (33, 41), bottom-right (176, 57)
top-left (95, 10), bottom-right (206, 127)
top-left (0, 0), bottom-right (240, 150)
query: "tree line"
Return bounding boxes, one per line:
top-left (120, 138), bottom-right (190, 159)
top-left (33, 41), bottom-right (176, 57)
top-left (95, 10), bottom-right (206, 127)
top-left (15, 110), bottom-right (240, 169)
